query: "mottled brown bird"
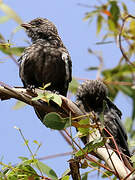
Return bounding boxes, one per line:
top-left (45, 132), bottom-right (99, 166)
top-left (18, 18), bottom-right (72, 119)
top-left (76, 80), bottom-right (132, 166)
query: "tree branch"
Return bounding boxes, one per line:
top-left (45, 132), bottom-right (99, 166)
top-left (0, 83), bottom-right (134, 179)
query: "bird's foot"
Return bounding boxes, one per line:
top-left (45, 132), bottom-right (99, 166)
top-left (52, 90), bottom-right (60, 95)
top-left (26, 84), bottom-right (35, 93)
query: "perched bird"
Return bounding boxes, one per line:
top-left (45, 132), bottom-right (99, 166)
top-left (76, 80), bottom-right (131, 165)
top-left (19, 17), bottom-right (72, 96)
top-left (18, 18), bottom-right (72, 119)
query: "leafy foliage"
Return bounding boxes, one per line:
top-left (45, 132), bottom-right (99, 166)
top-left (1, 0), bottom-right (135, 179)
top-left (75, 138), bottom-right (105, 157)
top-left (43, 112), bottom-right (70, 130)
top-left (68, 77), bottom-right (79, 94)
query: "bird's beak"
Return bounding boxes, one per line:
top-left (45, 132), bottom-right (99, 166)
top-left (21, 23), bottom-right (31, 29)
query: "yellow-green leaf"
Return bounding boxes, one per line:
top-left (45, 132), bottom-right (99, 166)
top-left (12, 100), bottom-right (26, 110)
top-left (0, 2), bottom-right (23, 24)
top-left (62, 176), bottom-right (70, 180)
top-left (124, 117), bottom-right (133, 132)
top-left (0, 15), bottom-right (10, 23)
top-left (75, 139), bottom-right (104, 157)
top-left (130, 20), bottom-right (135, 35)
top-left (68, 78), bottom-right (79, 94)
top-left (96, 15), bottom-right (103, 35)
top-left (109, 1), bottom-right (120, 24)
top-left (36, 160), bottom-right (58, 179)
top-left (33, 140), bottom-right (40, 145)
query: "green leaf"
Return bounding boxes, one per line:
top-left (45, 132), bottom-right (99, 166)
top-left (96, 15), bottom-right (103, 35)
top-left (124, 117), bottom-right (133, 132)
top-left (32, 92), bottom-right (45, 101)
top-left (102, 64), bottom-right (135, 79)
top-left (0, 15), bottom-right (10, 23)
top-left (81, 173), bottom-right (88, 180)
top-left (0, 46), bottom-right (25, 56)
top-left (75, 138), bottom-right (104, 157)
top-left (131, 155), bottom-right (135, 163)
top-left (33, 140), bottom-right (40, 145)
top-left (107, 18), bottom-right (117, 32)
top-left (0, 2), bottom-right (23, 24)
top-left (8, 47), bottom-right (25, 56)
top-left (109, 1), bottom-right (120, 24)
top-left (33, 92), bottom-right (62, 107)
top-left (61, 168), bottom-right (70, 178)
top-left (5, 164), bottom-right (39, 180)
top-left (128, 140), bottom-right (135, 147)
top-left (101, 170), bottom-right (114, 178)
top-left (43, 112), bottom-right (70, 130)
top-left (83, 10), bottom-right (99, 21)
top-left (0, 33), bottom-right (5, 41)
top-left (121, 2), bottom-right (128, 13)
top-left (86, 67), bottom-right (98, 71)
top-left (18, 156), bottom-right (29, 161)
top-left (62, 176), bottom-right (70, 180)
top-left (39, 82), bottom-right (51, 90)
top-left (49, 93), bottom-right (62, 107)
top-left (119, 85), bottom-right (135, 97)
top-left (130, 20), bottom-right (135, 36)
top-left (12, 100), bottom-right (26, 110)
top-left (36, 160), bottom-right (58, 180)
top-left (78, 118), bottom-right (90, 137)
top-left (68, 78), bottom-right (79, 94)
top-left (44, 92), bottom-right (62, 106)
top-left (20, 159), bottom-right (37, 166)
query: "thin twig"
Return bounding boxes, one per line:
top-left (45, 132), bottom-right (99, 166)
top-left (123, 168), bottom-right (135, 180)
top-left (38, 152), bottom-right (72, 161)
top-left (104, 80), bottom-right (133, 86)
top-left (59, 130), bottom-right (73, 146)
top-left (17, 128), bottom-right (44, 177)
top-left (9, 54), bottom-right (19, 66)
top-left (119, 15), bottom-right (135, 67)
top-left (64, 129), bottom-right (115, 175)
top-left (91, 112), bottom-right (120, 178)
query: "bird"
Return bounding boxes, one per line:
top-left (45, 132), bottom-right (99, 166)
top-left (18, 17), bottom-right (72, 119)
top-left (75, 80), bottom-right (132, 167)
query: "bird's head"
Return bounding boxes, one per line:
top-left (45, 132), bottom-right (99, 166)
top-left (21, 18), bottom-right (58, 42)
top-left (76, 80), bottom-right (108, 112)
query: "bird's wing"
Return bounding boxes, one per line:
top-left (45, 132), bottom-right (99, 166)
top-left (104, 98), bottom-right (130, 156)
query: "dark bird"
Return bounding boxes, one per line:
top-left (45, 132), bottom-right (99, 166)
top-left (18, 18), bottom-right (72, 119)
top-left (19, 17), bottom-right (72, 96)
top-left (76, 80), bottom-right (132, 167)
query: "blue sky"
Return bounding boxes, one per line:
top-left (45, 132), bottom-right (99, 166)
top-left (0, 0), bottom-right (134, 179)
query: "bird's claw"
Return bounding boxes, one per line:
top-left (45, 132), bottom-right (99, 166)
top-left (26, 84), bottom-right (35, 93)
top-left (52, 90), bottom-right (59, 95)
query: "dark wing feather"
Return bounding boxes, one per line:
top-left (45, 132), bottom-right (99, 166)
top-left (104, 98), bottom-right (130, 157)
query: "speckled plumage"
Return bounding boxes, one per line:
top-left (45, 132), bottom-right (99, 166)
top-left (19, 18), bottom-right (72, 96)
top-left (76, 80), bottom-right (131, 158)
top-left (19, 18), bottom-right (72, 120)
